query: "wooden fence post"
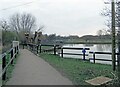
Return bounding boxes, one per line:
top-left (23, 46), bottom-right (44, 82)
top-left (2, 54), bottom-right (6, 80)
top-left (15, 47), bottom-right (17, 58)
top-left (82, 48), bottom-right (86, 60)
top-left (37, 45), bottom-right (39, 54)
top-left (17, 45), bottom-right (19, 54)
top-left (23, 44), bottom-right (24, 49)
top-left (83, 53), bottom-right (85, 60)
top-left (40, 44), bottom-right (41, 53)
top-left (93, 52), bottom-right (95, 63)
top-left (11, 49), bottom-right (14, 64)
top-left (118, 52), bottom-right (120, 83)
top-left (54, 45), bottom-right (56, 55)
top-left (61, 48), bottom-right (63, 58)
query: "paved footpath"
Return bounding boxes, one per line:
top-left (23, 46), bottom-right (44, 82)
top-left (6, 49), bottom-right (73, 85)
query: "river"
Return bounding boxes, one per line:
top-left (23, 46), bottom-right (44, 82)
top-left (61, 44), bottom-right (118, 65)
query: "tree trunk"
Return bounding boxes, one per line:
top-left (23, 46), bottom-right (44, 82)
top-left (111, 0), bottom-right (116, 71)
top-left (117, 1), bottom-right (120, 84)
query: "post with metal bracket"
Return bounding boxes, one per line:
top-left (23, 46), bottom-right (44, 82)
top-left (82, 48), bottom-right (86, 60)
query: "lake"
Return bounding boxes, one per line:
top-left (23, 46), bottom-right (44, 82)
top-left (60, 44), bottom-right (118, 65)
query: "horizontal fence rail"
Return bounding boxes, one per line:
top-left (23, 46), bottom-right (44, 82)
top-left (59, 47), bottom-right (90, 60)
top-left (89, 51), bottom-right (119, 55)
top-left (27, 44), bottom-right (60, 55)
top-left (1, 45), bottom-right (19, 80)
top-left (26, 44), bottom-right (90, 60)
top-left (60, 47), bottom-right (90, 50)
top-left (22, 43), bottom-right (120, 71)
top-left (89, 51), bottom-right (119, 64)
top-left (24, 43), bottom-right (120, 66)
top-left (58, 53), bottom-right (88, 56)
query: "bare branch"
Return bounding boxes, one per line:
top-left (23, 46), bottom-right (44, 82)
top-left (9, 13), bottom-right (36, 41)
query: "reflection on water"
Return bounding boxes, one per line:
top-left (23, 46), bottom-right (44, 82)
top-left (64, 44), bottom-right (112, 52)
top-left (96, 44), bottom-right (111, 52)
top-left (64, 44), bottom-right (76, 47)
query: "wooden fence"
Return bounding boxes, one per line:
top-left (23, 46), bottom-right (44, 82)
top-left (24, 43), bottom-right (120, 64)
top-left (89, 51), bottom-right (119, 64)
top-left (59, 47), bottom-right (90, 60)
top-left (26, 44), bottom-right (60, 55)
top-left (1, 45), bottom-right (19, 80)
top-left (26, 44), bottom-right (90, 60)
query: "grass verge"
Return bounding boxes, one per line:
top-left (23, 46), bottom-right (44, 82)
top-left (39, 53), bottom-right (117, 85)
top-left (41, 46), bottom-right (53, 49)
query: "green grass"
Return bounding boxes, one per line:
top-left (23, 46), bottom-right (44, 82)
top-left (41, 46), bottom-right (53, 50)
top-left (39, 53), bottom-right (117, 85)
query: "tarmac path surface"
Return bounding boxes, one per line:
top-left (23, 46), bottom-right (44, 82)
top-left (6, 49), bottom-right (73, 85)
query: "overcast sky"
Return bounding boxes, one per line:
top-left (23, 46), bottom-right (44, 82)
top-left (0, 0), bottom-right (107, 36)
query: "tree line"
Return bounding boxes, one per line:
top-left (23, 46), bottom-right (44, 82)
top-left (0, 13), bottom-right (39, 52)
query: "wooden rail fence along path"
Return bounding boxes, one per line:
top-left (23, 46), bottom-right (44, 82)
top-left (2, 43), bottom-right (119, 85)
top-left (89, 51), bottom-right (119, 64)
top-left (22, 43), bottom-right (120, 70)
top-left (26, 44), bottom-right (90, 60)
top-left (1, 45), bottom-right (19, 80)
top-left (60, 47), bottom-right (90, 60)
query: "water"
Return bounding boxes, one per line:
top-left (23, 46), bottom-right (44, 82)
top-left (61, 44), bottom-right (118, 65)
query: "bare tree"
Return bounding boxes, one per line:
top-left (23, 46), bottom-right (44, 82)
top-left (10, 13), bottom-right (36, 32)
top-left (97, 30), bottom-right (103, 36)
top-left (97, 29), bottom-right (110, 36)
top-left (101, 0), bottom-right (120, 30)
top-left (0, 20), bottom-right (9, 46)
top-left (0, 20), bottom-right (9, 31)
top-left (33, 25), bottom-right (44, 44)
top-left (9, 13), bottom-right (36, 42)
top-left (102, 0), bottom-right (120, 85)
